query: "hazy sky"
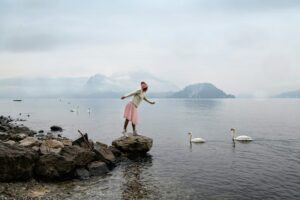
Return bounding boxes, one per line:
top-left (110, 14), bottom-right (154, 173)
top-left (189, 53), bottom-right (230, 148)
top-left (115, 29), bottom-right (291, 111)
top-left (0, 0), bottom-right (300, 96)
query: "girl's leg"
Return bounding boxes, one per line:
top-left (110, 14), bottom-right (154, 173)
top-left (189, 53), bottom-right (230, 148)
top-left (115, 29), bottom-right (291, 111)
top-left (123, 119), bottom-right (129, 131)
top-left (132, 123), bottom-right (138, 135)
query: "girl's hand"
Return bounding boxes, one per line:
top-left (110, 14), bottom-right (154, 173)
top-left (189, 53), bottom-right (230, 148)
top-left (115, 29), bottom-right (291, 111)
top-left (121, 96), bottom-right (126, 100)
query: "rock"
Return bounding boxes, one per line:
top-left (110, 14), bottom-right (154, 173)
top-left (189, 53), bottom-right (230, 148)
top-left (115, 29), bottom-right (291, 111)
top-left (32, 146), bottom-right (40, 152)
top-left (60, 145), bottom-right (95, 167)
top-left (0, 142), bottom-right (38, 181)
top-left (112, 135), bottom-right (153, 156)
top-left (45, 139), bottom-right (64, 148)
top-left (93, 143), bottom-right (115, 165)
top-left (50, 126), bottom-right (63, 132)
top-left (9, 133), bottom-right (27, 141)
top-left (0, 126), bottom-right (9, 132)
top-left (38, 130), bottom-right (44, 133)
top-left (75, 168), bottom-right (90, 180)
top-left (40, 146), bottom-right (62, 154)
top-left (95, 141), bottom-right (108, 148)
top-left (58, 138), bottom-right (72, 146)
top-left (19, 137), bottom-right (40, 147)
top-left (72, 133), bottom-right (93, 149)
top-left (40, 140), bottom-right (64, 155)
top-left (108, 146), bottom-right (122, 157)
top-left (36, 145), bottom-right (96, 181)
top-left (4, 140), bottom-right (16, 145)
top-left (0, 132), bottom-right (9, 140)
top-left (9, 126), bottom-right (31, 134)
top-left (88, 161), bottom-right (109, 176)
top-left (35, 153), bottom-right (75, 181)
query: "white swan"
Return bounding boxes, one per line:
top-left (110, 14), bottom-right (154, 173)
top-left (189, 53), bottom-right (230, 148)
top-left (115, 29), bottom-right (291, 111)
top-left (70, 106), bottom-right (79, 112)
top-left (188, 132), bottom-right (205, 143)
top-left (230, 128), bottom-right (252, 141)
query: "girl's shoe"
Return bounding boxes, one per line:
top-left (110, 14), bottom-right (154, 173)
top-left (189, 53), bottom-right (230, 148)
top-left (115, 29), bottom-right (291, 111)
top-left (122, 130), bottom-right (127, 137)
top-left (133, 131), bottom-right (139, 136)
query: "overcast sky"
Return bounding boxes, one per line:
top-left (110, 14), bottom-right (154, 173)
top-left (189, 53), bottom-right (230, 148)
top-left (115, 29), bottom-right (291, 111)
top-left (0, 0), bottom-right (300, 96)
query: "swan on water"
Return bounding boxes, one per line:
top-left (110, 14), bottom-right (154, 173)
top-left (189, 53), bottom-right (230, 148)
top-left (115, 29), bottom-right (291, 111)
top-left (70, 106), bottom-right (79, 112)
top-left (230, 128), bottom-right (252, 141)
top-left (188, 132), bottom-right (205, 143)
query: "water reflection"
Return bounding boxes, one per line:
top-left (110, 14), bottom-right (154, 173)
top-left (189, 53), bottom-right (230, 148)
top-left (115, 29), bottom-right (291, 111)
top-left (183, 99), bottom-right (221, 110)
top-left (121, 155), bottom-right (153, 200)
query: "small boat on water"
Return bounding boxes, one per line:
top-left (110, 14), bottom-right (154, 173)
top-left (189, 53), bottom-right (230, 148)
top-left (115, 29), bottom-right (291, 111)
top-left (13, 99), bottom-right (22, 102)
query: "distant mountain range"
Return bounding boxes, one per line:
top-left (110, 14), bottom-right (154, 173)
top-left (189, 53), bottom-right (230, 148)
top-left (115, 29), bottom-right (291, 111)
top-left (0, 73), bottom-right (236, 99)
top-left (170, 83), bottom-right (235, 98)
top-left (83, 72), bottom-right (178, 97)
top-left (1, 73), bottom-right (299, 99)
top-left (273, 90), bottom-right (300, 98)
top-left (0, 72), bottom-right (178, 98)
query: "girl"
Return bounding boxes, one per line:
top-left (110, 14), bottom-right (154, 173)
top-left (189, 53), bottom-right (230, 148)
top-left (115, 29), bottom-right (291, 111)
top-left (121, 81), bottom-right (155, 136)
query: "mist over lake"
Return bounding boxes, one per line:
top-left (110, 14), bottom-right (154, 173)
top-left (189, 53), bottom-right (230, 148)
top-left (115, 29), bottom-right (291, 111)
top-left (1, 98), bottom-right (299, 199)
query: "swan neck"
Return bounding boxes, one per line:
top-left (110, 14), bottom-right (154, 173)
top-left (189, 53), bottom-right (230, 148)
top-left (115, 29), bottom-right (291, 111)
top-left (231, 130), bottom-right (236, 139)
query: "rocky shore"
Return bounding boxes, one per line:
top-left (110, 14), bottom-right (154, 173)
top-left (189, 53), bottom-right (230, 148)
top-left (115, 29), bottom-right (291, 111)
top-left (0, 115), bottom-right (153, 184)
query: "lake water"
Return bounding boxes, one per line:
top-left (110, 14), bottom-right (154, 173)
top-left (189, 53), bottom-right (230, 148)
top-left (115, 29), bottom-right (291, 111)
top-left (1, 98), bottom-right (300, 199)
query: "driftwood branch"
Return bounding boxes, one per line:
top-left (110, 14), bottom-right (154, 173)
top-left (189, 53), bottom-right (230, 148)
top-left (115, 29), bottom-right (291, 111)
top-left (78, 130), bottom-right (93, 150)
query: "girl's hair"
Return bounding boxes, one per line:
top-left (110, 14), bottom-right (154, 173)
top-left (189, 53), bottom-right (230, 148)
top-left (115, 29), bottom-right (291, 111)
top-left (141, 81), bottom-right (148, 92)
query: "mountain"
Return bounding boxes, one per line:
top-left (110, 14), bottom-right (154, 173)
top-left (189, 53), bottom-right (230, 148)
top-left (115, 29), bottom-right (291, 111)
top-left (0, 72), bottom-right (179, 98)
top-left (83, 72), bottom-right (179, 97)
top-left (0, 77), bottom-right (88, 98)
top-left (273, 90), bottom-right (300, 98)
top-left (170, 83), bottom-right (235, 98)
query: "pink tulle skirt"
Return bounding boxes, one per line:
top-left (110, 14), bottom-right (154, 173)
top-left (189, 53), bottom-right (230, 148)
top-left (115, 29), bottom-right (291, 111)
top-left (123, 102), bottom-right (138, 125)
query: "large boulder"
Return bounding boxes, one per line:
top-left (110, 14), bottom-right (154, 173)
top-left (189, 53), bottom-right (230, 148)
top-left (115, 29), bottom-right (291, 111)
top-left (88, 161), bottom-right (109, 176)
top-left (35, 145), bottom-right (96, 181)
top-left (93, 142), bottom-right (116, 166)
top-left (112, 135), bottom-right (153, 156)
top-left (0, 142), bottom-right (38, 181)
top-left (35, 153), bottom-right (75, 181)
top-left (60, 145), bottom-right (96, 167)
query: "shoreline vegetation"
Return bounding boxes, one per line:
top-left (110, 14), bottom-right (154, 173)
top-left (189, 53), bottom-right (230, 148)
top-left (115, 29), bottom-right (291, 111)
top-left (0, 115), bottom-right (153, 199)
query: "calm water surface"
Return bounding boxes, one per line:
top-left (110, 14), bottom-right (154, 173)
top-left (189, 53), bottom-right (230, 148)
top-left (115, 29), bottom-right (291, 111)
top-left (0, 98), bottom-right (300, 199)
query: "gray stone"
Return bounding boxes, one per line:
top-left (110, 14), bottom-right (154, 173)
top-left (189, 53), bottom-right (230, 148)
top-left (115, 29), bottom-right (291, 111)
top-left (0, 132), bottom-right (9, 140)
top-left (19, 137), bottom-right (40, 147)
top-left (32, 146), bottom-right (40, 152)
top-left (35, 153), bottom-right (75, 181)
top-left (9, 133), bottom-right (27, 141)
top-left (60, 145), bottom-right (96, 167)
top-left (0, 142), bottom-right (38, 181)
top-left (112, 135), bottom-right (153, 156)
top-left (88, 161), bottom-right (109, 176)
top-left (40, 139), bottom-right (64, 154)
top-left (50, 125), bottom-right (63, 132)
top-left (93, 142), bottom-right (116, 165)
top-left (36, 145), bottom-right (96, 180)
top-left (75, 168), bottom-right (90, 180)
top-left (108, 146), bottom-right (122, 157)
top-left (4, 140), bottom-right (16, 145)
top-left (0, 126), bottom-right (9, 132)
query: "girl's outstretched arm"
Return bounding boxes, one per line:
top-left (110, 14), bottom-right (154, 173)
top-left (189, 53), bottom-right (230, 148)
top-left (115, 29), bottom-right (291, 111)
top-left (144, 96), bottom-right (155, 104)
top-left (121, 90), bottom-right (140, 99)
